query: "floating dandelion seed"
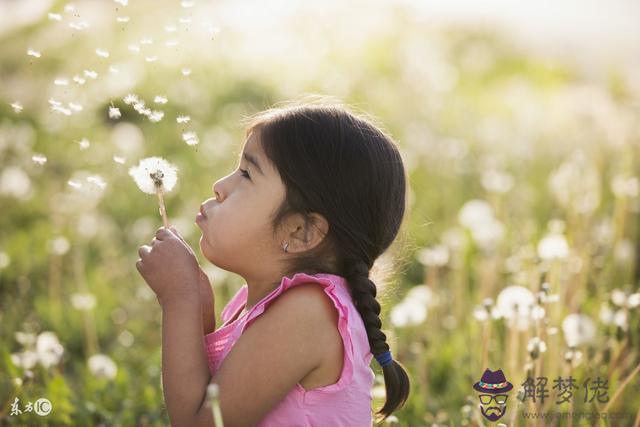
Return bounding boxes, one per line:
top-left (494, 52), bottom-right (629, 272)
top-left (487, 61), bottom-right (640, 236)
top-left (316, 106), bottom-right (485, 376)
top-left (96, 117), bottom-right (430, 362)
top-left (10, 102), bottom-right (23, 113)
top-left (78, 138), bottom-right (90, 150)
top-left (113, 155), bottom-right (126, 164)
top-left (68, 102), bottom-right (83, 112)
top-left (64, 4), bottom-right (76, 13)
top-left (83, 69), bottom-right (98, 79)
top-left (181, 0), bottom-right (195, 8)
top-left (69, 21), bottom-right (90, 30)
top-left (109, 66), bottom-right (119, 74)
top-left (128, 44), bottom-right (140, 53)
top-left (32, 154), bottom-right (47, 165)
top-left (123, 93), bottom-right (139, 105)
top-left (176, 115), bottom-right (190, 124)
top-left (145, 56), bottom-right (158, 63)
top-left (113, 0), bottom-right (128, 6)
top-left (154, 95), bottom-right (168, 104)
top-left (207, 384), bottom-right (225, 427)
top-left (165, 39), bottom-right (179, 47)
top-left (179, 16), bottom-right (192, 24)
top-left (140, 37), bottom-right (154, 45)
top-left (148, 110), bottom-right (165, 122)
top-left (27, 48), bottom-right (41, 58)
top-left (116, 16), bottom-right (130, 23)
top-left (181, 67), bottom-right (192, 76)
top-left (165, 24), bottom-right (177, 32)
top-left (95, 48), bottom-right (110, 58)
top-left (54, 78), bottom-right (69, 86)
top-left (68, 180), bottom-right (82, 189)
top-left (88, 354), bottom-right (118, 380)
top-left (562, 313), bottom-right (596, 347)
top-left (129, 157), bottom-right (178, 228)
top-left (48, 13), bottom-right (62, 21)
top-left (182, 131), bottom-right (199, 145)
top-left (109, 106), bottom-right (121, 120)
top-left (73, 75), bottom-right (86, 85)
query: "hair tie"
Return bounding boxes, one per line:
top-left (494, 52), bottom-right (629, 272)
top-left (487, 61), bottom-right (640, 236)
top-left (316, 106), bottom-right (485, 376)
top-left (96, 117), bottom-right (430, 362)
top-left (375, 350), bottom-right (393, 367)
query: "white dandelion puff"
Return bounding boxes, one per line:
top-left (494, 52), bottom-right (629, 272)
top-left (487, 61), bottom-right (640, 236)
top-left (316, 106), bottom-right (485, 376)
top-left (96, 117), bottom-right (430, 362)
top-left (54, 78), bottom-right (69, 86)
top-left (32, 154), bottom-right (47, 165)
top-left (537, 233), bottom-right (570, 260)
top-left (68, 102), bottom-right (83, 112)
top-left (562, 313), bottom-right (596, 347)
top-left (10, 102), bottom-right (23, 113)
top-left (496, 285), bottom-right (535, 330)
top-left (36, 331), bottom-right (64, 368)
top-left (48, 13), bottom-right (63, 21)
top-left (27, 48), bottom-right (41, 58)
top-left (129, 157), bottom-right (179, 227)
top-left (182, 131), bottom-right (199, 145)
top-left (71, 292), bottom-right (97, 311)
top-left (83, 69), bottom-right (98, 79)
top-left (113, 155), bottom-right (126, 164)
top-left (181, 67), bottom-right (191, 76)
top-left (154, 95), bottom-right (168, 104)
top-left (88, 354), bottom-right (118, 379)
top-left (95, 48), bottom-right (110, 58)
top-left (176, 115), bottom-right (190, 124)
top-left (109, 106), bottom-right (121, 120)
top-left (109, 66), bottom-right (119, 74)
top-left (64, 4), bottom-right (75, 13)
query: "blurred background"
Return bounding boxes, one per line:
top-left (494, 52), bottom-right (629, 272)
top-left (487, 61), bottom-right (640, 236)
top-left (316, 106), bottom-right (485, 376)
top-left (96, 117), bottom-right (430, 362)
top-left (1, 0), bottom-right (639, 425)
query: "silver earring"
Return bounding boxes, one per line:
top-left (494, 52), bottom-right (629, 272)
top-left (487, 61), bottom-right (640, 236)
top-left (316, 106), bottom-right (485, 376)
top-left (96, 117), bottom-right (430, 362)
top-left (282, 241), bottom-right (289, 253)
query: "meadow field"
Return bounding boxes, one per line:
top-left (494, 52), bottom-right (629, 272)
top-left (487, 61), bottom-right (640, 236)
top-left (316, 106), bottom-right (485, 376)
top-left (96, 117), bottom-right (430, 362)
top-left (1, 0), bottom-right (639, 425)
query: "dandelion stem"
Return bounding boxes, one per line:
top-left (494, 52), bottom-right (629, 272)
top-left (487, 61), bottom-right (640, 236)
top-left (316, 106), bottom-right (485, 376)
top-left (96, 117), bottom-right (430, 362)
top-left (156, 185), bottom-right (170, 228)
top-left (603, 361), bottom-right (640, 413)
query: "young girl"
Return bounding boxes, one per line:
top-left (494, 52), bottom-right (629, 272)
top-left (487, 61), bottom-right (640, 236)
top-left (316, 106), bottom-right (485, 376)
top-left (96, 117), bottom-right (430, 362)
top-left (135, 97), bottom-right (411, 426)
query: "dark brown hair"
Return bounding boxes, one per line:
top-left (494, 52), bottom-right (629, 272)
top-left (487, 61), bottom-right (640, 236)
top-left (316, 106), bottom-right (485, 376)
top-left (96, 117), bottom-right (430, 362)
top-left (241, 95), bottom-right (410, 423)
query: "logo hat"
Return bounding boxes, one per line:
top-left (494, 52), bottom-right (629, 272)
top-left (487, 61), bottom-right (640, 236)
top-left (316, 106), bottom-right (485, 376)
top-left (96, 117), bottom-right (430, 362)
top-left (473, 368), bottom-right (513, 394)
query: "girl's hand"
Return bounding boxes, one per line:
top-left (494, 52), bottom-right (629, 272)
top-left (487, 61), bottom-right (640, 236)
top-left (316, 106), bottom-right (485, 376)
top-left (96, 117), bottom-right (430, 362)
top-left (136, 226), bottom-right (200, 305)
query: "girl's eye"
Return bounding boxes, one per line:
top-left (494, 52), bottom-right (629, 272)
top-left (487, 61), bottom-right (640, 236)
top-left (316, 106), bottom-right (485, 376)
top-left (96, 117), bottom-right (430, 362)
top-left (239, 168), bottom-right (251, 180)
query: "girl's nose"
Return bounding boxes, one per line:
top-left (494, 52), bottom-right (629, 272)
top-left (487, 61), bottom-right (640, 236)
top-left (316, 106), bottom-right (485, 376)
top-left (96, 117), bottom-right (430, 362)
top-left (212, 180), bottom-right (224, 202)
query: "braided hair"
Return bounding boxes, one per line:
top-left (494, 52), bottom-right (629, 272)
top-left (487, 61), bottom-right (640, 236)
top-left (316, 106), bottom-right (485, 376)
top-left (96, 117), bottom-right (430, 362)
top-left (242, 95), bottom-right (411, 423)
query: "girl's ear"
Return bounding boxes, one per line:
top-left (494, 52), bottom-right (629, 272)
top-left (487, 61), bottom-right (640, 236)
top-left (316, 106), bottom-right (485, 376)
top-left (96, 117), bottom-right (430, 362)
top-left (286, 212), bottom-right (329, 253)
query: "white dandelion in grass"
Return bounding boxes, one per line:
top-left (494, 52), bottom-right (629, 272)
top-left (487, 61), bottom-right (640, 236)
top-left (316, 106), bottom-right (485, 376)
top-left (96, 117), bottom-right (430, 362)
top-left (537, 232), bottom-right (569, 260)
top-left (562, 313), bottom-right (596, 347)
top-left (27, 48), bottom-right (41, 58)
top-left (177, 115), bottom-right (191, 124)
top-left (495, 285), bottom-right (535, 330)
top-left (129, 157), bottom-right (179, 228)
top-left (88, 354), bottom-right (118, 380)
top-left (36, 331), bottom-right (64, 368)
top-left (10, 102), bottom-right (23, 113)
top-left (182, 131), bottom-right (199, 145)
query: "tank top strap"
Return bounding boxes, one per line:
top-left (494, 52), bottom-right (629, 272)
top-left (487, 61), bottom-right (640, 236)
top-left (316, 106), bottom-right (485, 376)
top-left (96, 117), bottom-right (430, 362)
top-left (237, 272), bottom-right (358, 393)
top-left (220, 284), bottom-right (248, 324)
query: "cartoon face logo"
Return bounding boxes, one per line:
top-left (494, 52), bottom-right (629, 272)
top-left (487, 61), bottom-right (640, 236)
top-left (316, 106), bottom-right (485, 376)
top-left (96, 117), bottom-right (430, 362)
top-left (473, 368), bottom-right (513, 422)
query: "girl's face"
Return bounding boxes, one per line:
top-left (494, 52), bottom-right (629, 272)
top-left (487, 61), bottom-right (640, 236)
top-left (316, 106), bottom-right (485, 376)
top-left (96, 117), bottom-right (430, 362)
top-left (196, 129), bottom-right (287, 279)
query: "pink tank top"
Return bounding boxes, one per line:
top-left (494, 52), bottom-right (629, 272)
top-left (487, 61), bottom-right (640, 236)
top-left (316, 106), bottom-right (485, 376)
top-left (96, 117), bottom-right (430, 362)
top-left (203, 272), bottom-right (376, 426)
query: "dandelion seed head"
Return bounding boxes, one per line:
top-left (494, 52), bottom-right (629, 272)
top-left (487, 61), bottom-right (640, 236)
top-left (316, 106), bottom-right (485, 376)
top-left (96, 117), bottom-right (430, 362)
top-left (537, 233), bottom-right (570, 260)
top-left (64, 3), bottom-right (76, 13)
top-left (88, 354), bottom-right (118, 379)
top-left (129, 156), bottom-right (178, 194)
top-left (562, 313), bottom-right (596, 347)
top-left (36, 331), bottom-right (64, 368)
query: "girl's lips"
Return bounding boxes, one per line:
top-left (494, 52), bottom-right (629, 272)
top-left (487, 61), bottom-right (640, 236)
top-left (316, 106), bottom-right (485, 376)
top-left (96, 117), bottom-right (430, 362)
top-left (199, 204), bottom-right (207, 218)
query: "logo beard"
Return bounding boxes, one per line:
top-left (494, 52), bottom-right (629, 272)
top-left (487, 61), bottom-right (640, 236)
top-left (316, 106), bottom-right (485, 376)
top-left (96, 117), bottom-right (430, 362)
top-left (480, 404), bottom-right (506, 421)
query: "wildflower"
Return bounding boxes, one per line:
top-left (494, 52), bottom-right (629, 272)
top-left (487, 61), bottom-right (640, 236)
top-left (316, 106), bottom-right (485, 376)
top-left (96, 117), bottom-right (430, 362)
top-left (48, 236), bottom-right (70, 255)
top-left (182, 131), bottom-right (199, 146)
top-left (10, 102), bottom-right (23, 113)
top-left (416, 244), bottom-right (449, 267)
top-left (129, 157), bottom-right (179, 227)
top-left (26, 48), bottom-right (41, 58)
top-left (537, 233), bottom-right (569, 260)
top-left (109, 106), bottom-right (121, 120)
top-left (88, 354), bottom-right (117, 379)
top-left (561, 313), bottom-right (596, 347)
top-left (176, 115), bottom-right (191, 124)
top-left (32, 154), bottom-right (47, 165)
top-left (526, 337), bottom-right (547, 359)
top-left (495, 285), bottom-right (535, 330)
top-left (457, 199), bottom-right (503, 250)
top-left (36, 331), bottom-right (64, 368)
top-left (10, 350), bottom-right (38, 370)
top-left (71, 292), bottom-right (96, 311)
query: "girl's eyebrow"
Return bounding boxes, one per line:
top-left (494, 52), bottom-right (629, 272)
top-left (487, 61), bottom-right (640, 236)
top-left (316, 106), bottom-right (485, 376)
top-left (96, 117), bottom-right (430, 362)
top-left (243, 152), bottom-right (264, 176)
